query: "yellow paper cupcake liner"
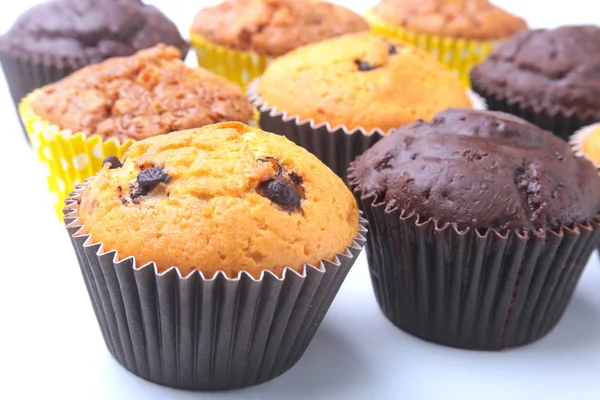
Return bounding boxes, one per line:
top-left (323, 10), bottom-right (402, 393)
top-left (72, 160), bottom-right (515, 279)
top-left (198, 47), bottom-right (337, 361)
top-left (365, 11), bottom-right (498, 88)
top-left (190, 32), bottom-right (273, 89)
top-left (19, 91), bottom-right (134, 221)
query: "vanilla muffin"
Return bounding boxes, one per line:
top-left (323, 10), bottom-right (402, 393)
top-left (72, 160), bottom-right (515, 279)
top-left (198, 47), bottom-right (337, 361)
top-left (189, 0), bottom-right (369, 87)
top-left (366, 0), bottom-right (527, 85)
top-left (571, 123), bottom-right (600, 168)
top-left (20, 44), bottom-right (253, 220)
top-left (65, 122), bottom-right (365, 390)
top-left (250, 32), bottom-right (473, 180)
top-left (77, 122), bottom-right (359, 279)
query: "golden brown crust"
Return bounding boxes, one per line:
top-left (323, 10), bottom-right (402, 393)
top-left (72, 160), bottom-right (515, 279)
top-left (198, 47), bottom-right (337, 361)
top-left (190, 0), bottom-right (369, 56)
top-left (30, 45), bottom-right (253, 142)
top-left (77, 122), bottom-right (360, 279)
top-left (258, 32), bottom-right (472, 132)
top-left (372, 0), bottom-right (528, 40)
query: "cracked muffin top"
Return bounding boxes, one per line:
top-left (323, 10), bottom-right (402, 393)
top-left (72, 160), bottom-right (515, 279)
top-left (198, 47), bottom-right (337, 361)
top-left (0, 0), bottom-right (188, 65)
top-left (190, 0), bottom-right (369, 56)
top-left (29, 45), bottom-right (253, 142)
top-left (75, 122), bottom-right (360, 278)
top-left (470, 26), bottom-right (600, 119)
top-left (257, 32), bottom-right (472, 132)
top-left (349, 108), bottom-right (600, 232)
top-left (371, 0), bottom-right (527, 40)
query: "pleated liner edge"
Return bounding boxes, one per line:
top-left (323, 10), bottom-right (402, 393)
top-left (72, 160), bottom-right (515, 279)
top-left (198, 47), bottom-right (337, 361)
top-left (247, 80), bottom-right (386, 183)
top-left (470, 82), bottom-right (598, 141)
top-left (351, 184), bottom-right (600, 350)
top-left (63, 183), bottom-right (367, 390)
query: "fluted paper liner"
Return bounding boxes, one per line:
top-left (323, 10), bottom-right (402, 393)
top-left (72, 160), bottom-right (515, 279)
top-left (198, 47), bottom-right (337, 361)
top-left (365, 11), bottom-right (498, 88)
top-left (471, 82), bottom-right (598, 141)
top-left (190, 32), bottom-right (272, 89)
top-left (350, 184), bottom-right (600, 350)
top-left (1, 44), bottom-right (189, 141)
top-left (63, 182), bottom-right (367, 390)
top-left (248, 80), bottom-right (486, 184)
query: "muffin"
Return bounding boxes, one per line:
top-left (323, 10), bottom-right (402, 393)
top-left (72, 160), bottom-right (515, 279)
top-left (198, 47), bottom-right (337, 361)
top-left (20, 44), bottom-right (253, 220)
top-left (348, 108), bottom-right (600, 350)
top-left (0, 0), bottom-right (188, 140)
top-left (471, 25), bottom-right (600, 141)
top-left (189, 0), bottom-right (369, 87)
top-left (64, 121), bottom-right (366, 390)
top-left (366, 0), bottom-right (527, 86)
top-left (249, 32), bottom-right (479, 181)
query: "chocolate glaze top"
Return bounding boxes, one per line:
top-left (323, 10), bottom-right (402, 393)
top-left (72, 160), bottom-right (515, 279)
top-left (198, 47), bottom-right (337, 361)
top-left (470, 25), bottom-right (600, 117)
top-left (0, 0), bottom-right (188, 65)
top-left (349, 108), bottom-right (600, 232)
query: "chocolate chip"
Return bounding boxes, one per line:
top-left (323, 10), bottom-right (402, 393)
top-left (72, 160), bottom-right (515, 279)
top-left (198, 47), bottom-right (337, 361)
top-left (355, 60), bottom-right (378, 71)
top-left (258, 177), bottom-right (301, 210)
top-left (103, 156), bottom-right (122, 169)
top-left (137, 167), bottom-right (170, 189)
top-left (388, 43), bottom-right (397, 55)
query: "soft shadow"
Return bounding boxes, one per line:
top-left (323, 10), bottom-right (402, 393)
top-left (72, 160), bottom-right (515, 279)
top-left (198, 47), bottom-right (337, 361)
top-left (100, 322), bottom-right (367, 400)
top-left (250, 322), bottom-right (368, 400)
top-left (532, 293), bottom-right (600, 352)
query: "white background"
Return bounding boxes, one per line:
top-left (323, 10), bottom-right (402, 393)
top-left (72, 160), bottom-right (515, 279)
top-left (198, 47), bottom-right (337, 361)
top-left (0, 1), bottom-right (599, 399)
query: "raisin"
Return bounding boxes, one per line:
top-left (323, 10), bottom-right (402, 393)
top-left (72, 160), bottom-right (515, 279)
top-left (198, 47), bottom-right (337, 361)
top-left (137, 167), bottom-right (170, 189)
top-left (388, 43), bottom-right (397, 55)
top-left (102, 156), bottom-right (122, 169)
top-left (258, 177), bottom-right (301, 210)
top-left (355, 60), bottom-right (377, 71)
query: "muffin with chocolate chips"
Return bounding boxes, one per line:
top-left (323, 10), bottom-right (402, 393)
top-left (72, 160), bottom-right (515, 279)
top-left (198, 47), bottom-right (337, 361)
top-left (64, 121), bottom-right (365, 390)
top-left (0, 0), bottom-right (188, 139)
top-left (20, 44), bottom-right (253, 220)
top-left (189, 0), bottom-right (369, 87)
top-left (249, 31), bottom-right (479, 181)
top-left (348, 108), bottom-right (600, 350)
top-left (470, 25), bottom-right (600, 140)
top-left (366, 0), bottom-right (527, 86)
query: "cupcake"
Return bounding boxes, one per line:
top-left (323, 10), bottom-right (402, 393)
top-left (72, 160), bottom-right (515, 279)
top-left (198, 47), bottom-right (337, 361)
top-left (471, 25), bottom-right (600, 141)
top-left (20, 44), bottom-right (253, 220)
top-left (63, 121), bottom-right (366, 390)
top-left (366, 0), bottom-right (527, 86)
top-left (348, 108), bottom-right (600, 350)
top-left (189, 0), bottom-right (369, 87)
top-left (0, 0), bottom-right (189, 141)
top-left (249, 32), bottom-right (479, 182)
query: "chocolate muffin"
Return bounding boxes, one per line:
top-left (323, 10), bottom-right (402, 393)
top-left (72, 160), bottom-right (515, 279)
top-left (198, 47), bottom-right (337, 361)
top-left (0, 0), bottom-right (188, 139)
top-left (20, 44), bottom-right (253, 220)
top-left (189, 0), bottom-right (369, 87)
top-left (470, 25), bottom-right (600, 140)
top-left (349, 108), bottom-right (600, 350)
top-left (64, 121), bottom-right (366, 389)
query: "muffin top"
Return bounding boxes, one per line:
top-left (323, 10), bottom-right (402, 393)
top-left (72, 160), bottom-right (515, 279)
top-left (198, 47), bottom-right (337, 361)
top-left (29, 45), bottom-right (253, 142)
top-left (349, 108), bottom-right (600, 232)
top-left (257, 32), bottom-right (471, 133)
top-left (471, 26), bottom-right (600, 119)
top-left (75, 122), bottom-right (360, 278)
top-left (371, 0), bottom-right (527, 40)
top-left (190, 0), bottom-right (369, 56)
top-left (0, 0), bottom-right (188, 64)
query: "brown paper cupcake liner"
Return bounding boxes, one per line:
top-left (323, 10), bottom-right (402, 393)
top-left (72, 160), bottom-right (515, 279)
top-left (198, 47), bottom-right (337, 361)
top-left (63, 181), bottom-right (367, 390)
top-left (0, 43), bottom-right (189, 142)
top-left (470, 83), bottom-right (598, 141)
top-left (248, 80), bottom-right (487, 183)
top-left (350, 181), bottom-right (600, 350)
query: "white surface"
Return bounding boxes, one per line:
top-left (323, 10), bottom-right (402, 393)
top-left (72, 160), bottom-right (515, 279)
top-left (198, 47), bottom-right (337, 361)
top-left (0, 1), bottom-right (599, 399)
